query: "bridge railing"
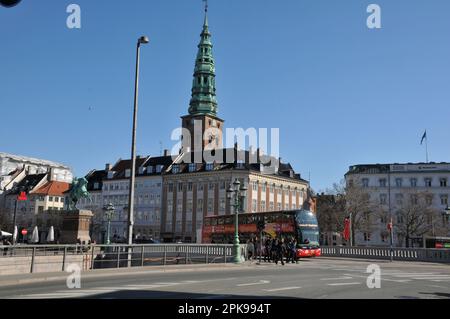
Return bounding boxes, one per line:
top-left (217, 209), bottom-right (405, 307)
top-left (0, 244), bottom-right (248, 275)
top-left (321, 246), bottom-right (450, 263)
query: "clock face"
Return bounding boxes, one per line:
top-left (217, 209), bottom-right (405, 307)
top-left (211, 120), bottom-right (217, 127)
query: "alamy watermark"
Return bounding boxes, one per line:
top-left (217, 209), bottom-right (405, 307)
top-left (366, 264), bottom-right (381, 289)
top-left (66, 263), bottom-right (81, 289)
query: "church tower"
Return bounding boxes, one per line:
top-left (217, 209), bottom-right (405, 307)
top-left (181, 3), bottom-right (224, 153)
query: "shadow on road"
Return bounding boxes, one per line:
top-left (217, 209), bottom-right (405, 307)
top-left (419, 292), bottom-right (450, 299)
top-left (75, 290), bottom-right (302, 299)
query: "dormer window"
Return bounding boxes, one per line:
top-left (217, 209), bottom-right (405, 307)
top-left (189, 163), bottom-right (196, 172)
top-left (156, 165), bottom-right (162, 173)
top-left (236, 160), bottom-right (245, 169)
top-left (125, 169), bottom-right (131, 178)
top-left (138, 167), bottom-right (145, 175)
top-left (93, 182), bottom-right (99, 190)
top-left (173, 165), bottom-right (180, 174)
top-left (107, 171), bottom-right (114, 179)
top-left (205, 163), bottom-right (214, 171)
top-left (148, 166), bottom-right (154, 174)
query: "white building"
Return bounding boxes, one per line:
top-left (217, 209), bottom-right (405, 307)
top-left (77, 155), bottom-right (174, 243)
top-left (345, 162), bottom-right (450, 247)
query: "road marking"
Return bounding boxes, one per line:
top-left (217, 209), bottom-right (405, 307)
top-left (320, 276), bottom-right (353, 281)
top-left (327, 282), bottom-right (361, 286)
top-left (263, 286), bottom-right (302, 292)
top-left (343, 273), bottom-right (411, 283)
top-left (429, 285), bottom-right (448, 289)
top-left (237, 280), bottom-right (270, 287)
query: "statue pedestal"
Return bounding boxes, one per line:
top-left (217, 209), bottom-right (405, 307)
top-left (60, 210), bottom-right (93, 244)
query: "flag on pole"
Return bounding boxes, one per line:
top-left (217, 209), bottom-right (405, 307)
top-left (420, 130), bottom-right (427, 145)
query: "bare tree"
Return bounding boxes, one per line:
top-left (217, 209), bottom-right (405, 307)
top-left (344, 178), bottom-right (378, 246)
top-left (394, 191), bottom-right (442, 247)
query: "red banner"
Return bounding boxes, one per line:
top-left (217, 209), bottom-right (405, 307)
top-left (343, 217), bottom-right (350, 241)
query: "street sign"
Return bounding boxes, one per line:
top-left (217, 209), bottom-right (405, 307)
top-left (21, 229), bottom-right (28, 236)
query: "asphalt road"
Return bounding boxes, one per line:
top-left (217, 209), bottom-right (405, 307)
top-left (1, 258), bottom-right (449, 299)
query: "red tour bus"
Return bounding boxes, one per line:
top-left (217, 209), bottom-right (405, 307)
top-left (202, 209), bottom-right (321, 258)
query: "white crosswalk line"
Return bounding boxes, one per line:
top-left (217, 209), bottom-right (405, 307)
top-left (328, 282), bottom-right (361, 286)
top-left (320, 276), bottom-right (353, 281)
top-left (263, 287), bottom-right (302, 292)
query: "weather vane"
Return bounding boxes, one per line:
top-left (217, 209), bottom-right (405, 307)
top-left (203, 0), bottom-right (208, 13)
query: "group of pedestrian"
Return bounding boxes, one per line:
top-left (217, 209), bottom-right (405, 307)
top-left (246, 236), bottom-right (299, 265)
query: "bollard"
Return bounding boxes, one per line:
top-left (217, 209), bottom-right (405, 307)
top-left (62, 246), bottom-right (67, 271)
top-left (30, 247), bottom-right (36, 274)
top-left (141, 246), bottom-right (145, 267)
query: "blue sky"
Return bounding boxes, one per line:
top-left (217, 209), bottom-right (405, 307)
top-left (1, 0), bottom-right (449, 192)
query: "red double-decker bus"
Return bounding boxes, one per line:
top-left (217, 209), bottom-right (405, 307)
top-left (202, 209), bottom-right (321, 258)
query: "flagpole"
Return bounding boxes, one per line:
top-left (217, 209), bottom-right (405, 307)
top-left (425, 134), bottom-right (429, 163)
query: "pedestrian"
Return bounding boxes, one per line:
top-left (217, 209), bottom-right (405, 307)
top-left (274, 238), bottom-right (286, 266)
top-left (264, 237), bottom-right (271, 262)
top-left (246, 239), bottom-right (254, 261)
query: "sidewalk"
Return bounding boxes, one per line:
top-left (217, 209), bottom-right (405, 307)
top-left (0, 263), bottom-right (249, 287)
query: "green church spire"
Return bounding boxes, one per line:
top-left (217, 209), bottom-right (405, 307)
top-left (188, 2), bottom-right (218, 116)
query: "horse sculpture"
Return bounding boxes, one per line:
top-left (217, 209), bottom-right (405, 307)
top-left (67, 177), bottom-right (90, 211)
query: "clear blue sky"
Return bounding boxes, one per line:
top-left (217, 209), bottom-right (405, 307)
top-left (1, 0), bottom-right (449, 192)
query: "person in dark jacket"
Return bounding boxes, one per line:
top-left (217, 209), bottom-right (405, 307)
top-left (274, 239), bottom-right (286, 265)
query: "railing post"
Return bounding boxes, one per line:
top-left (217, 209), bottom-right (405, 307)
top-left (117, 247), bottom-right (121, 269)
top-left (30, 247), bottom-right (36, 274)
top-left (163, 245), bottom-right (167, 266)
top-left (62, 246), bottom-right (67, 271)
top-left (224, 246), bottom-right (227, 264)
top-left (91, 245), bottom-right (95, 270)
top-left (186, 250), bottom-right (189, 265)
top-left (141, 246), bottom-right (145, 267)
top-left (205, 246), bottom-right (209, 264)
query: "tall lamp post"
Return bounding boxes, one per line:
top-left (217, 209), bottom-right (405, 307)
top-left (126, 35), bottom-right (149, 249)
top-left (443, 206), bottom-right (450, 234)
top-left (103, 203), bottom-right (115, 245)
top-left (227, 179), bottom-right (247, 264)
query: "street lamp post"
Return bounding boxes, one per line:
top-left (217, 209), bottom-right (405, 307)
top-left (126, 35), bottom-right (149, 250)
top-left (227, 179), bottom-right (247, 264)
top-left (103, 203), bottom-right (115, 245)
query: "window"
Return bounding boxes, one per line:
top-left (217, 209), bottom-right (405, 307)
top-left (252, 182), bottom-right (258, 191)
top-left (285, 203), bottom-right (290, 210)
top-left (380, 194), bottom-right (387, 205)
top-left (426, 195), bottom-right (433, 205)
top-left (440, 178), bottom-right (447, 187)
top-left (168, 183), bottom-right (173, 193)
top-left (156, 165), bottom-right (162, 173)
top-left (189, 163), bottom-right (196, 172)
top-left (172, 165), bottom-right (180, 174)
top-left (198, 184), bottom-right (204, 191)
top-left (220, 181), bottom-right (226, 190)
top-left (381, 233), bottom-right (388, 242)
top-left (209, 183), bottom-right (215, 190)
top-left (410, 178), bottom-right (417, 187)
top-left (177, 199), bottom-right (183, 212)
top-left (397, 214), bottom-right (404, 224)
top-left (270, 184), bottom-right (274, 193)
top-left (441, 195), bottom-right (448, 206)
top-left (277, 203), bottom-right (282, 210)
top-left (362, 178), bottom-right (369, 188)
top-left (188, 182), bottom-right (193, 191)
top-left (207, 198), bottom-right (214, 213)
top-left (395, 194), bottom-right (403, 206)
top-left (219, 198), bottom-right (226, 211)
top-left (93, 182), bottom-right (99, 190)
top-left (395, 178), bottom-right (402, 188)
top-left (261, 183), bottom-right (267, 192)
top-left (205, 163), bottom-right (214, 171)
top-left (177, 183), bottom-right (183, 192)
top-left (379, 179), bottom-right (387, 187)
top-left (197, 199), bottom-right (203, 213)
top-left (147, 166), bottom-right (154, 174)
top-left (49, 196), bottom-right (53, 202)
top-left (411, 195), bottom-right (418, 205)
top-left (269, 202), bottom-right (274, 210)
top-left (425, 178), bottom-right (432, 187)
top-left (125, 169), bottom-right (131, 178)
top-left (167, 200), bottom-right (173, 213)
top-left (260, 201), bottom-right (266, 212)
top-left (252, 199), bottom-right (257, 212)
top-left (363, 233), bottom-right (371, 241)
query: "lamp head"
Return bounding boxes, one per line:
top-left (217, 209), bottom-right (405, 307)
top-left (138, 36), bottom-right (150, 44)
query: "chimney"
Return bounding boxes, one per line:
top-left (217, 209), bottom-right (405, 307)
top-left (105, 163), bottom-right (112, 171)
top-left (164, 149), bottom-right (170, 157)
